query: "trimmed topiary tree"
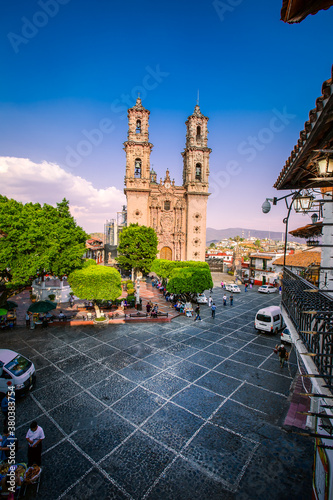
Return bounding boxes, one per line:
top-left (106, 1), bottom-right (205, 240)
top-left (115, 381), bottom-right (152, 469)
top-left (167, 266), bottom-right (213, 302)
top-left (151, 259), bottom-right (213, 303)
top-left (68, 266), bottom-right (122, 318)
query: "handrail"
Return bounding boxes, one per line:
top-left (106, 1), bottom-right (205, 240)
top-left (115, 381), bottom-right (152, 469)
top-left (282, 268), bottom-right (333, 388)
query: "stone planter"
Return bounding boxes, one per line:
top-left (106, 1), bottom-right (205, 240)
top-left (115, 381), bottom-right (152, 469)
top-left (93, 317), bottom-right (109, 325)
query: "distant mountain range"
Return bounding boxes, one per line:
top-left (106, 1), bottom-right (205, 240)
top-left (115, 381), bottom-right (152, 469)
top-left (206, 227), bottom-right (302, 244)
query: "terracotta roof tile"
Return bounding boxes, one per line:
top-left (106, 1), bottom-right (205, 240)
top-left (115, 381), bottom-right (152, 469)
top-left (274, 65), bottom-right (333, 189)
top-left (281, 0), bottom-right (333, 23)
top-left (273, 251), bottom-right (321, 267)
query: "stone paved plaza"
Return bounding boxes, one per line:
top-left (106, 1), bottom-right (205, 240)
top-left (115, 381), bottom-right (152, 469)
top-left (2, 287), bottom-right (313, 499)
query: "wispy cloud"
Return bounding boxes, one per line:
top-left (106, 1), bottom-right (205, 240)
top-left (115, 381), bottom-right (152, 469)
top-left (0, 157), bottom-right (125, 232)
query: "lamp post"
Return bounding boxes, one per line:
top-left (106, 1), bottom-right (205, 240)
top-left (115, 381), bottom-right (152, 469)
top-left (135, 277), bottom-right (141, 310)
top-left (261, 188), bottom-right (311, 267)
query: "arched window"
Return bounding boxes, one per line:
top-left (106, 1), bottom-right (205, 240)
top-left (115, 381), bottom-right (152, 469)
top-left (164, 200), bottom-right (170, 211)
top-left (196, 126), bottom-right (201, 138)
top-left (195, 163), bottom-right (202, 181)
top-left (134, 159), bottom-right (141, 178)
top-left (136, 120), bottom-right (141, 133)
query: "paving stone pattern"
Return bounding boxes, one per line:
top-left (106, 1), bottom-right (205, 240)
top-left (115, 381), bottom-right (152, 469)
top-left (2, 287), bottom-right (313, 499)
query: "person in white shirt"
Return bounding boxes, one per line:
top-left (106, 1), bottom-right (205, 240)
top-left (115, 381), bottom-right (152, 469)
top-left (58, 311), bottom-right (65, 321)
top-left (26, 421), bottom-right (45, 466)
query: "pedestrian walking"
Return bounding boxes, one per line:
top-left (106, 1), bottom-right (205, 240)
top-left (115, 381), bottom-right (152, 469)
top-left (211, 302), bottom-right (216, 318)
top-left (208, 296), bottom-right (213, 307)
top-left (230, 294), bottom-right (233, 306)
top-left (194, 305), bottom-right (201, 321)
top-left (25, 312), bottom-right (30, 328)
top-left (245, 283), bottom-right (248, 292)
top-left (223, 294), bottom-right (227, 306)
top-left (221, 281), bottom-right (224, 289)
top-left (279, 286), bottom-right (282, 295)
top-left (26, 420), bottom-right (45, 467)
top-left (1, 393), bottom-right (9, 425)
top-left (0, 427), bottom-right (11, 462)
top-left (275, 344), bottom-right (289, 368)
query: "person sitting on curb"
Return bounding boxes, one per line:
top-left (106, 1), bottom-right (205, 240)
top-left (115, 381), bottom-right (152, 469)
top-left (151, 304), bottom-right (158, 317)
top-left (58, 311), bottom-right (66, 321)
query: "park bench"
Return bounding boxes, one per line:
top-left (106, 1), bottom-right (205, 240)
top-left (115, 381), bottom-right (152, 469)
top-left (129, 312), bottom-right (148, 318)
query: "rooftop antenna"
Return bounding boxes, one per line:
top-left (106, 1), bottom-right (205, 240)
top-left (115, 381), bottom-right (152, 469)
top-left (196, 89), bottom-right (199, 106)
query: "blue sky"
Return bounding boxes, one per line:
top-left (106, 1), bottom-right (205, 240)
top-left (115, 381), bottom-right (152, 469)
top-left (0, 0), bottom-right (332, 233)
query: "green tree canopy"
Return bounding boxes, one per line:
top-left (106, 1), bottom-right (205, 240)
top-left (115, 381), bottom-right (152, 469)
top-left (151, 259), bottom-right (212, 301)
top-left (209, 242), bottom-right (216, 248)
top-left (116, 224), bottom-right (158, 277)
top-left (68, 266), bottom-right (122, 317)
top-left (82, 259), bottom-right (97, 268)
top-left (151, 259), bottom-right (209, 280)
top-left (0, 196), bottom-right (88, 297)
top-left (167, 266), bottom-right (213, 301)
top-left (254, 239), bottom-right (261, 248)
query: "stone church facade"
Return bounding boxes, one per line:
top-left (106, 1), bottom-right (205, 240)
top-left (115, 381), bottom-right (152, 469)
top-left (124, 97), bottom-right (211, 261)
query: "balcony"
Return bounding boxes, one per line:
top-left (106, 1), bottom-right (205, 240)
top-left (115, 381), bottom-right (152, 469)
top-left (282, 268), bottom-right (333, 389)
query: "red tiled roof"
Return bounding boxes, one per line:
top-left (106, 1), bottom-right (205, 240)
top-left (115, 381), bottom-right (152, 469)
top-left (250, 253), bottom-right (277, 260)
top-left (87, 238), bottom-right (103, 244)
top-left (281, 0), bottom-right (333, 23)
top-left (289, 222), bottom-right (322, 238)
top-left (273, 251), bottom-right (321, 267)
top-left (274, 65), bottom-right (333, 189)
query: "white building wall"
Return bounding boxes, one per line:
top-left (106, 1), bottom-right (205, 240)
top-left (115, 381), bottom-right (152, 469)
top-left (319, 192), bottom-right (333, 297)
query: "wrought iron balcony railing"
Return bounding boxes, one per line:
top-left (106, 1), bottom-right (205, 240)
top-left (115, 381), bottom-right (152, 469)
top-left (282, 268), bottom-right (333, 389)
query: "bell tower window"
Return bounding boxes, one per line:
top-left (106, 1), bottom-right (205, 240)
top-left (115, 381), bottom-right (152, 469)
top-left (136, 120), bottom-right (141, 133)
top-left (134, 159), bottom-right (142, 178)
top-left (196, 126), bottom-right (201, 140)
top-left (195, 163), bottom-right (202, 181)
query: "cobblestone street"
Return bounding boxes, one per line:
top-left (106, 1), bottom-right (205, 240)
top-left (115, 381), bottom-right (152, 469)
top-left (2, 286), bottom-right (313, 499)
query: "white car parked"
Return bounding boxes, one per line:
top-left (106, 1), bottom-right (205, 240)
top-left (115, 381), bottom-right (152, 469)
top-left (225, 283), bottom-right (241, 293)
top-left (196, 293), bottom-right (208, 304)
top-left (280, 328), bottom-right (292, 344)
top-left (258, 285), bottom-right (277, 294)
top-left (0, 349), bottom-right (36, 397)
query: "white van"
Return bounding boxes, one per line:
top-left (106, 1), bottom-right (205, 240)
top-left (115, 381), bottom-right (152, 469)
top-left (0, 349), bottom-right (36, 397)
top-left (254, 306), bottom-right (285, 334)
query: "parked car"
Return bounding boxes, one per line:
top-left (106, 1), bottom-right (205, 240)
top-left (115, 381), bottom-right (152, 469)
top-left (225, 283), bottom-right (241, 293)
top-left (0, 349), bottom-right (36, 397)
top-left (196, 293), bottom-right (208, 304)
top-left (280, 327), bottom-right (292, 344)
top-left (258, 285), bottom-right (277, 293)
